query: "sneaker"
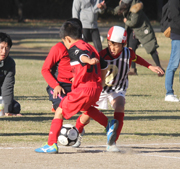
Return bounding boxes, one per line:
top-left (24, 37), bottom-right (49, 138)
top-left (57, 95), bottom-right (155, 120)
top-left (165, 95), bottom-right (179, 102)
top-left (106, 142), bottom-right (120, 152)
top-left (51, 105), bottom-right (56, 113)
top-left (128, 68), bottom-right (138, 75)
top-left (35, 143), bottom-right (58, 154)
top-left (106, 119), bottom-right (119, 145)
top-left (72, 129), bottom-right (85, 148)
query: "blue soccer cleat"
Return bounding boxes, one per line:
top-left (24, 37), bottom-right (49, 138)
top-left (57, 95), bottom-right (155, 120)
top-left (35, 143), bottom-right (58, 154)
top-left (106, 119), bottom-right (119, 145)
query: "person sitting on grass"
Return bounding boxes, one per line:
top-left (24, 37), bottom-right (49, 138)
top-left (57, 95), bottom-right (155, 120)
top-left (0, 32), bottom-right (21, 117)
top-left (35, 19), bottom-right (119, 154)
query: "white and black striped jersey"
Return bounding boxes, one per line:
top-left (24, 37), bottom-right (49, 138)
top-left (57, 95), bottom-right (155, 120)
top-left (100, 47), bottom-right (131, 93)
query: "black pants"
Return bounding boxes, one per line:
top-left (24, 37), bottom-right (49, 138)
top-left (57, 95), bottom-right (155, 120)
top-left (83, 28), bottom-right (102, 52)
top-left (127, 28), bottom-right (140, 69)
top-left (127, 28), bottom-right (161, 68)
top-left (46, 82), bottom-right (72, 110)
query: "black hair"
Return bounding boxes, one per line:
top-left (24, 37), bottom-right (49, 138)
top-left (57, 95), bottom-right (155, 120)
top-left (0, 32), bottom-right (12, 48)
top-left (60, 20), bottom-right (82, 40)
top-left (67, 18), bottom-right (82, 30)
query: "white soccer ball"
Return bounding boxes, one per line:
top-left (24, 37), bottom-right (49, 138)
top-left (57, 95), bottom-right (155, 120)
top-left (58, 124), bottom-right (79, 146)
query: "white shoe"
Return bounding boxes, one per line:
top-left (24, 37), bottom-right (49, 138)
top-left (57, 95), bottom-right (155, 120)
top-left (106, 142), bottom-right (120, 152)
top-left (72, 129), bottom-right (85, 148)
top-left (165, 95), bottom-right (179, 102)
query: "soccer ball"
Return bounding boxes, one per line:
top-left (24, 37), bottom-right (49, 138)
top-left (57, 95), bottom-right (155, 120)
top-left (58, 124), bottom-right (79, 146)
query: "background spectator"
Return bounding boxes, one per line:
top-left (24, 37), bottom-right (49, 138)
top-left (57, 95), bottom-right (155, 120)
top-left (113, 0), bottom-right (165, 75)
top-left (0, 32), bottom-right (21, 116)
top-left (164, 0), bottom-right (180, 102)
top-left (72, 0), bottom-right (106, 52)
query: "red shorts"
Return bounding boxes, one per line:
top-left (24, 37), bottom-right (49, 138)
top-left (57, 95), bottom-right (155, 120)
top-left (60, 82), bottom-right (102, 119)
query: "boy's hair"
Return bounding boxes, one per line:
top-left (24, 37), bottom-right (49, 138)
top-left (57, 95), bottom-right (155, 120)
top-left (0, 32), bottom-right (12, 48)
top-left (67, 18), bottom-right (82, 30)
top-left (60, 19), bottom-right (82, 40)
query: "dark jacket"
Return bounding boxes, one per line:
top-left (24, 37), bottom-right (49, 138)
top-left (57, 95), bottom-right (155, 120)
top-left (114, 0), bottom-right (159, 54)
top-left (0, 56), bottom-right (15, 113)
top-left (168, 0), bottom-right (180, 36)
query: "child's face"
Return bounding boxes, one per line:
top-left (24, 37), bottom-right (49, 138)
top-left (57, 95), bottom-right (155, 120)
top-left (0, 42), bottom-right (10, 61)
top-left (108, 41), bottom-right (123, 56)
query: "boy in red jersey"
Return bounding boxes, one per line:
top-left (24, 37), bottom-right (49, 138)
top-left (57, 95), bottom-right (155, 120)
top-left (42, 18), bottom-right (83, 112)
top-left (35, 20), bottom-right (119, 154)
top-left (73, 26), bottom-right (165, 152)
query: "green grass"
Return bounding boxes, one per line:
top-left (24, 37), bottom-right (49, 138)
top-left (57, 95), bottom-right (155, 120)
top-left (0, 32), bottom-right (179, 145)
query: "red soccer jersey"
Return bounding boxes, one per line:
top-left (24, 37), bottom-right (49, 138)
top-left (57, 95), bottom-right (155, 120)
top-left (68, 40), bottom-right (103, 89)
top-left (41, 42), bottom-right (73, 88)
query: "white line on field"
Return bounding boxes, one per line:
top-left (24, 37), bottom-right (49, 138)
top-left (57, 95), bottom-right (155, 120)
top-left (0, 142), bottom-right (180, 149)
top-left (138, 154), bottom-right (180, 160)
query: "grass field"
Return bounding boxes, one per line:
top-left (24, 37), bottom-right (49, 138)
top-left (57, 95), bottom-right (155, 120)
top-left (0, 31), bottom-right (179, 146)
top-left (0, 26), bottom-right (180, 169)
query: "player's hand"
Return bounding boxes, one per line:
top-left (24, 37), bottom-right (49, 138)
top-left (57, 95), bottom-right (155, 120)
top-left (123, 18), bottom-right (127, 23)
top-left (53, 85), bottom-right (65, 99)
top-left (89, 58), bottom-right (99, 65)
top-left (70, 77), bottom-right (74, 83)
top-left (97, 0), bottom-right (106, 9)
top-left (148, 66), bottom-right (165, 76)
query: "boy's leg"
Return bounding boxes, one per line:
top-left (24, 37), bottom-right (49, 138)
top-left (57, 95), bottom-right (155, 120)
top-left (73, 109), bottom-right (107, 148)
top-left (75, 114), bottom-right (90, 133)
top-left (35, 107), bottom-right (63, 153)
top-left (86, 107), bottom-right (119, 145)
top-left (111, 96), bottom-right (125, 142)
top-left (106, 95), bottom-right (125, 152)
top-left (72, 114), bottom-right (89, 148)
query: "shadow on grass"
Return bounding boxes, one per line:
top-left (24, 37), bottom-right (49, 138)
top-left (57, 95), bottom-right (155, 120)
top-left (0, 133), bottom-right (48, 136)
top-left (122, 133), bottom-right (180, 137)
top-left (1, 112), bottom-right (180, 122)
top-left (15, 96), bottom-right (49, 100)
top-left (1, 131), bottom-right (180, 138)
top-left (102, 109), bottom-right (180, 115)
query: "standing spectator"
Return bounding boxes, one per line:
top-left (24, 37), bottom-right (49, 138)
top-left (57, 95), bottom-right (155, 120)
top-left (0, 32), bottom-right (21, 116)
top-left (113, 0), bottom-right (165, 75)
top-left (72, 0), bottom-right (106, 52)
top-left (165, 0), bottom-right (180, 102)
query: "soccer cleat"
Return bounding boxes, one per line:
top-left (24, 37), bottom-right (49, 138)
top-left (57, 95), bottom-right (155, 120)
top-left (72, 129), bottom-right (85, 148)
top-left (106, 119), bottom-right (119, 145)
top-left (106, 142), bottom-right (120, 152)
top-left (35, 143), bottom-right (58, 154)
top-left (51, 105), bottom-right (56, 113)
top-left (165, 95), bottom-right (179, 102)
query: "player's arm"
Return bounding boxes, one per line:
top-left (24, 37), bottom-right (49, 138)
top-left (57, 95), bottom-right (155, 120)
top-left (41, 45), bottom-right (65, 98)
top-left (129, 48), bottom-right (164, 76)
top-left (80, 55), bottom-right (99, 65)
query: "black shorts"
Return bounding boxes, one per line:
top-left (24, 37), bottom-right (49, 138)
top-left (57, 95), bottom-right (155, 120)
top-left (46, 82), bottom-right (72, 110)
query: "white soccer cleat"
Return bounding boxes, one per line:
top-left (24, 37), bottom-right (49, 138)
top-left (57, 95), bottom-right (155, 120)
top-left (72, 129), bottom-right (85, 148)
top-left (165, 95), bottom-right (180, 102)
top-left (106, 142), bottom-right (120, 152)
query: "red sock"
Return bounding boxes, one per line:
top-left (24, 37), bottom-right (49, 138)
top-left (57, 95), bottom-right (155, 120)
top-left (75, 115), bottom-right (88, 133)
top-left (114, 112), bottom-right (124, 142)
top-left (86, 107), bottom-right (108, 128)
top-left (48, 118), bottom-right (63, 145)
